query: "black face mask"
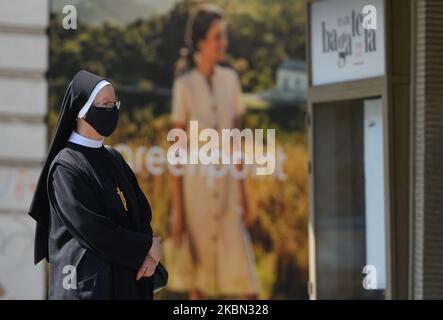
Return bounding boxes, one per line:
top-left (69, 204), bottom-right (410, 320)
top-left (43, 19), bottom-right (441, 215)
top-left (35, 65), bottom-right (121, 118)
top-left (83, 105), bottom-right (119, 137)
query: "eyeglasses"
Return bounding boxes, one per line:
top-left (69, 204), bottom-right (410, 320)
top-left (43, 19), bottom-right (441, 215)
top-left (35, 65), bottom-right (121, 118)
top-left (93, 100), bottom-right (121, 111)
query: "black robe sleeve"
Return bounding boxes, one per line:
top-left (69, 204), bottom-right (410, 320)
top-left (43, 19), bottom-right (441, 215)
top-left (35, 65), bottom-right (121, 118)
top-left (48, 163), bottom-right (152, 271)
top-left (121, 158), bottom-right (153, 235)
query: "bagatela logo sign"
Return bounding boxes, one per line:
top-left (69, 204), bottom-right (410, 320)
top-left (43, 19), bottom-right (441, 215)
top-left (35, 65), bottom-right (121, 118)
top-left (310, 0), bottom-right (385, 86)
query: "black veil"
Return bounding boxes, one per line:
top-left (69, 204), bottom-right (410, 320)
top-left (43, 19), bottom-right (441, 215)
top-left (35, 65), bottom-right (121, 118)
top-left (29, 70), bottom-right (106, 264)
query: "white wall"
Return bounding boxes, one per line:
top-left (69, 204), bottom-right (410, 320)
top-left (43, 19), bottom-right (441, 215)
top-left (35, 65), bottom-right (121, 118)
top-left (0, 0), bottom-right (49, 300)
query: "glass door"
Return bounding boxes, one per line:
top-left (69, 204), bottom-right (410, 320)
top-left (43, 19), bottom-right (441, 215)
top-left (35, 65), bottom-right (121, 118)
top-left (311, 97), bottom-right (387, 299)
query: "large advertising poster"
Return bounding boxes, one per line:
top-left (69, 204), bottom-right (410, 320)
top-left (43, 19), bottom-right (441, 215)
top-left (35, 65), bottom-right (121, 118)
top-left (48, 0), bottom-right (308, 299)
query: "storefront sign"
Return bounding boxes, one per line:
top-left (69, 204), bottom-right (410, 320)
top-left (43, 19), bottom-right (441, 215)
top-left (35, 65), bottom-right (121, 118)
top-left (310, 0), bottom-right (385, 85)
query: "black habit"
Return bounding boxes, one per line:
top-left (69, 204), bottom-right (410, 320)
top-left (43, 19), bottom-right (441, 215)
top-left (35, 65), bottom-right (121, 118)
top-left (28, 70), bottom-right (154, 299)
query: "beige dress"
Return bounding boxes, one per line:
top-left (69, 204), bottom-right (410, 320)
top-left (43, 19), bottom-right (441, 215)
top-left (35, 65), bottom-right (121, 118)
top-left (170, 65), bottom-right (259, 296)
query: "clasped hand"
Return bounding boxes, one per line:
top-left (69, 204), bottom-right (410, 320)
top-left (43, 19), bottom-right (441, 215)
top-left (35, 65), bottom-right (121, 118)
top-left (136, 236), bottom-right (162, 280)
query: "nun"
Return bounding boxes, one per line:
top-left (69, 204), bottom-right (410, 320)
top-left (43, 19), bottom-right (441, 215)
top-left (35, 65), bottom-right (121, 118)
top-left (29, 70), bottom-right (162, 300)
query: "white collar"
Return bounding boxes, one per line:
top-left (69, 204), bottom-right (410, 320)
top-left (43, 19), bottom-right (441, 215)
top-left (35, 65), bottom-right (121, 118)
top-left (68, 131), bottom-right (104, 148)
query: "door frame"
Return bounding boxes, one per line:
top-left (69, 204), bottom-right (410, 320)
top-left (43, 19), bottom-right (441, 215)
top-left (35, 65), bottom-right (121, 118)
top-left (305, 0), bottom-right (394, 300)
